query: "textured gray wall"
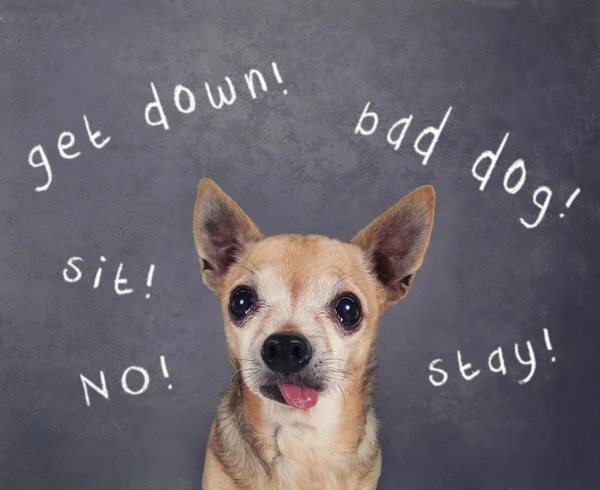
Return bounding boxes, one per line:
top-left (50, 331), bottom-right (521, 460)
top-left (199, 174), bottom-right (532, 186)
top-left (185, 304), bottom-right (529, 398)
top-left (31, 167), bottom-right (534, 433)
top-left (1, 0), bottom-right (599, 489)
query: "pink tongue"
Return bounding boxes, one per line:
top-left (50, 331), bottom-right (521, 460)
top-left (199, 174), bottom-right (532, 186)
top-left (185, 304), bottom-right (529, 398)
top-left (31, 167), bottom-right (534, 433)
top-left (278, 383), bottom-right (319, 409)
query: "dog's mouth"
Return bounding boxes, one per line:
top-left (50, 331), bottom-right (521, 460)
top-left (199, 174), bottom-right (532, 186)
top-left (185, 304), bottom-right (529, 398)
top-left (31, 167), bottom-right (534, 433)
top-left (259, 382), bottom-right (322, 409)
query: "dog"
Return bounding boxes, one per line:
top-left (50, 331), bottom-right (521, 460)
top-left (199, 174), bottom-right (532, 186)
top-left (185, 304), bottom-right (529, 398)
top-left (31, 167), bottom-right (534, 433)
top-left (193, 178), bottom-right (435, 489)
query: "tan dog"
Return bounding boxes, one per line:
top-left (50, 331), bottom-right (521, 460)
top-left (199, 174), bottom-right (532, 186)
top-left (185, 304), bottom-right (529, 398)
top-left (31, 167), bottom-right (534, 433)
top-left (193, 179), bottom-right (435, 490)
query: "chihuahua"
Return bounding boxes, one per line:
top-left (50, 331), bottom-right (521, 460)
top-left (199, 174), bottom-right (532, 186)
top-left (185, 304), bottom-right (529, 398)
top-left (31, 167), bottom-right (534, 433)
top-left (193, 179), bottom-right (435, 489)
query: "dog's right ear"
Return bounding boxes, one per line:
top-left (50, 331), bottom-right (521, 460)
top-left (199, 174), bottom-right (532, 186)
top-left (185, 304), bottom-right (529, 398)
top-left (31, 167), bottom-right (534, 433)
top-left (193, 179), bottom-right (263, 294)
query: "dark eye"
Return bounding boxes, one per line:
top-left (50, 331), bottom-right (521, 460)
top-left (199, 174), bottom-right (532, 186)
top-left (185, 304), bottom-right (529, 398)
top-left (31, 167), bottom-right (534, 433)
top-left (335, 294), bottom-right (362, 330)
top-left (229, 287), bottom-right (254, 320)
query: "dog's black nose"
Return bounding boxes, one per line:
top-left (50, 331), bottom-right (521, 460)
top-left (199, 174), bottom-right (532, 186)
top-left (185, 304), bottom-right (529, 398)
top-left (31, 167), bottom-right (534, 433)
top-left (261, 333), bottom-right (312, 374)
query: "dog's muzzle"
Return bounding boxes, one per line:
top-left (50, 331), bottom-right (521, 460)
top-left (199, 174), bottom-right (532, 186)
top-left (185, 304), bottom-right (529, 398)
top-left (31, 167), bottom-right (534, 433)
top-left (257, 333), bottom-right (321, 409)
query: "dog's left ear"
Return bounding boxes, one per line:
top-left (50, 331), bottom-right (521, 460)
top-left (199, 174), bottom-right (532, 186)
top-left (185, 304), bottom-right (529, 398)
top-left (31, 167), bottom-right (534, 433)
top-left (351, 185), bottom-right (435, 308)
top-left (193, 178), bottom-right (263, 295)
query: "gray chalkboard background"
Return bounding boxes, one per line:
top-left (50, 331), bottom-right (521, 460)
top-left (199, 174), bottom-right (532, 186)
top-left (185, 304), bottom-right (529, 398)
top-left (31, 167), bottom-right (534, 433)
top-left (1, 0), bottom-right (599, 489)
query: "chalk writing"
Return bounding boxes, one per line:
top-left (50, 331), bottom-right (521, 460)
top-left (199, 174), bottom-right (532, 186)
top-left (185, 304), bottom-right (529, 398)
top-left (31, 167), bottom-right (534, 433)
top-left (62, 256), bottom-right (155, 298)
top-left (27, 61), bottom-right (286, 192)
top-left (354, 102), bottom-right (453, 166)
top-left (144, 62), bottom-right (287, 131)
top-left (353, 102), bottom-right (581, 229)
top-left (80, 355), bottom-right (172, 407)
top-left (428, 328), bottom-right (555, 387)
top-left (28, 115), bottom-right (111, 192)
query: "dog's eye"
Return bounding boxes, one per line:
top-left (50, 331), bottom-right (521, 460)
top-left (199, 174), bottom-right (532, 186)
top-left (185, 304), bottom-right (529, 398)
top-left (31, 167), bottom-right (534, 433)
top-left (229, 287), bottom-right (255, 320)
top-left (335, 294), bottom-right (362, 330)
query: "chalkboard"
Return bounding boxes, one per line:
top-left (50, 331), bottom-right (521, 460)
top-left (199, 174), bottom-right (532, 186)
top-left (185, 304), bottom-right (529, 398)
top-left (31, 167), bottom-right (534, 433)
top-left (1, 0), bottom-right (599, 489)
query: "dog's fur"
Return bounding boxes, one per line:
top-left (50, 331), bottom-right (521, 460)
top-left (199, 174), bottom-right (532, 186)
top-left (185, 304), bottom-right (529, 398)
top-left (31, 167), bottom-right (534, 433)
top-left (193, 179), bottom-right (435, 490)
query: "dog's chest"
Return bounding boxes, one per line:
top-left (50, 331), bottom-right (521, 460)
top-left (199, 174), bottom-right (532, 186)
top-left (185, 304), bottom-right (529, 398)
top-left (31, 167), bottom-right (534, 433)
top-left (268, 423), bottom-right (353, 490)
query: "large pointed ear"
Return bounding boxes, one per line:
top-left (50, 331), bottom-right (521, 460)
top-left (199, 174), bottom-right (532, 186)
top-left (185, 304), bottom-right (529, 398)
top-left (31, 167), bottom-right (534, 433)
top-left (351, 185), bottom-right (435, 308)
top-left (193, 179), bottom-right (263, 294)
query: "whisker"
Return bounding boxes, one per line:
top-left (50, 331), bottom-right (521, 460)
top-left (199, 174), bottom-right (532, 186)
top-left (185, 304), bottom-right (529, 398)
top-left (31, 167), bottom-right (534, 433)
top-left (338, 270), bottom-right (368, 282)
top-left (239, 358), bottom-right (260, 364)
top-left (336, 256), bottom-right (352, 278)
top-left (243, 256), bottom-right (260, 274)
top-left (233, 263), bottom-right (256, 275)
top-left (229, 368), bottom-right (242, 385)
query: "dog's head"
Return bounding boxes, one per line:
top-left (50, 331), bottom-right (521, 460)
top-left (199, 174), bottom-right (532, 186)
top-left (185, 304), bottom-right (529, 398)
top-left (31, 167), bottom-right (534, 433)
top-left (193, 179), bottom-right (434, 410)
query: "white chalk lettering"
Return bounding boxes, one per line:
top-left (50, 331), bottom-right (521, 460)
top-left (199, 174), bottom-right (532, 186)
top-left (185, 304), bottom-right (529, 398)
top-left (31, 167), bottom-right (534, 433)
top-left (244, 69), bottom-right (268, 99)
top-left (457, 350), bottom-right (481, 381)
top-left (205, 77), bottom-right (236, 109)
top-left (428, 359), bottom-right (448, 387)
top-left (414, 106), bottom-right (453, 166)
top-left (83, 114), bottom-right (111, 149)
top-left (174, 84), bottom-right (196, 114)
top-left (57, 131), bottom-right (81, 160)
top-left (121, 366), bottom-right (150, 395)
top-left (487, 347), bottom-right (507, 375)
top-left (145, 82), bottom-right (170, 130)
top-left (62, 256), bottom-right (83, 283)
top-left (429, 329), bottom-right (553, 387)
top-left (354, 102), bottom-right (379, 136)
top-left (520, 186), bottom-right (552, 229)
top-left (63, 255), bottom-right (154, 297)
top-left (114, 262), bottom-right (133, 295)
top-left (93, 255), bottom-right (107, 289)
top-left (472, 132), bottom-right (510, 191)
top-left (514, 341), bottom-right (536, 385)
top-left (81, 371), bottom-right (109, 407)
top-left (503, 159), bottom-right (527, 195)
top-left (386, 115), bottom-right (413, 151)
top-left (28, 145), bottom-right (52, 192)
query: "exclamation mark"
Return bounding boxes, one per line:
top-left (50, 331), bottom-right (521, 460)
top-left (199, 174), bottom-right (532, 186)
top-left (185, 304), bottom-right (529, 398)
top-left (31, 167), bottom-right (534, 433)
top-left (543, 328), bottom-right (556, 362)
top-left (559, 188), bottom-right (580, 218)
top-left (271, 62), bottom-right (287, 95)
top-left (145, 264), bottom-right (155, 299)
top-left (160, 355), bottom-right (172, 390)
